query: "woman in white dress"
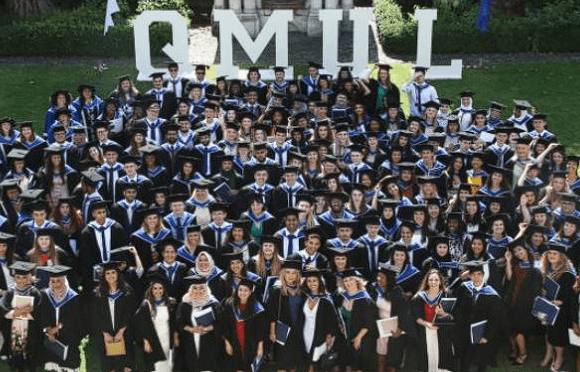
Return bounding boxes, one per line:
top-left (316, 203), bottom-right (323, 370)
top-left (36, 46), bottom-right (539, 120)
top-left (135, 274), bottom-right (178, 372)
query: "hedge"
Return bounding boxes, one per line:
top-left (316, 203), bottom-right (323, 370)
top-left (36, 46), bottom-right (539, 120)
top-left (376, 0), bottom-right (580, 54)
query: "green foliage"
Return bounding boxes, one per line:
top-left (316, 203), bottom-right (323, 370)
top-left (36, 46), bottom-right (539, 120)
top-left (136, 0), bottom-right (193, 23)
top-left (0, 1), bottom-right (174, 57)
top-left (375, 0), bottom-right (580, 53)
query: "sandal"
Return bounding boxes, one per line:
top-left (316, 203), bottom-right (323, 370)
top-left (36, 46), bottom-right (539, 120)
top-left (513, 354), bottom-right (527, 365)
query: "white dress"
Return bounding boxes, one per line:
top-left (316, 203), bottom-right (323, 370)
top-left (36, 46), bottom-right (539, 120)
top-left (303, 299), bottom-right (319, 353)
top-left (153, 305), bottom-right (172, 372)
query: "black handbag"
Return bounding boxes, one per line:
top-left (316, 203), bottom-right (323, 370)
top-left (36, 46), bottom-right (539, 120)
top-left (317, 346), bottom-right (340, 371)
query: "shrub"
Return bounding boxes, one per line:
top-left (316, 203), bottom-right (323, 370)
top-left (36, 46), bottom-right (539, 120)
top-left (136, 0), bottom-right (193, 23)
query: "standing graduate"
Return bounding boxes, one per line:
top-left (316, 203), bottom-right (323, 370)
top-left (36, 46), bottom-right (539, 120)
top-left (134, 273), bottom-right (178, 372)
top-left (147, 237), bottom-right (189, 300)
top-left (453, 261), bottom-right (505, 372)
top-left (266, 259), bottom-right (306, 372)
top-left (175, 275), bottom-right (223, 372)
top-left (90, 261), bottom-right (136, 372)
top-left (410, 268), bottom-right (454, 372)
top-left (0, 262), bottom-right (42, 372)
top-left (38, 265), bottom-right (84, 372)
top-left (221, 278), bottom-right (267, 372)
top-left (336, 269), bottom-right (378, 372)
top-left (301, 269), bottom-right (341, 372)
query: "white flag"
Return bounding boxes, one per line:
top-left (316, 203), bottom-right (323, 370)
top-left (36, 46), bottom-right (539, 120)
top-left (103, 0), bottom-right (120, 36)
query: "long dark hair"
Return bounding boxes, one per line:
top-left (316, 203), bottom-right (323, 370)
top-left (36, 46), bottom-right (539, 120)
top-left (227, 283), bottom-right (259, 319)
top-left (94, 267), bottom-right (133, 298)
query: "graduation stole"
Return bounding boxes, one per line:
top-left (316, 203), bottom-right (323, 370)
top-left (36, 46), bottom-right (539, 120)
top-left (396, 264), bottom-right (420, 284)
top-left (134, 228), bottom-right (170, 245)
top-left (233, 301), bottom-right (265, 322)
top-left (107, 289), bottom-right (123, 301)
top-left (273, 81), bottom-right (289, 91)
top-left (177, 245), bottom-right (197, 264)
top-left (380, 219), bottom-right (402, 238)
top-left (188, 196), bottom-right (214, 209)
top-left (419, 290), bottom-right (443, 307)
top-left (147, 166), bottom-right (165, 178)
top-left (46, 288), bottom-right (78, 309)
top-left (245, 210), bottom-right (273, 224)
top-left (463, 281), bottom-right (498, 301)
top-left (340, 289), bottom-right (371, 302)
top-left (195, 266), bottom-right (224, 282)
top-left (161, 262), bottom-right (179, 283)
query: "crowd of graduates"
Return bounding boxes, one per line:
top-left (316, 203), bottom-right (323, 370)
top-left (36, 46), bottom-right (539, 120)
top-left (0, 61), bottom-right (578, 372)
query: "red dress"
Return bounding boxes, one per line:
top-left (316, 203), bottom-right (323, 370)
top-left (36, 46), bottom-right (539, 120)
top-left (236, 303), bottom-right (246, 355)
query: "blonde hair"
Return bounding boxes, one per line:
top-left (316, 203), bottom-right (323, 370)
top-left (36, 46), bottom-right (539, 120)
top-left (540, 251), bottom-right (574, 281)
top-left (280, 268), bottom-right (302, 296)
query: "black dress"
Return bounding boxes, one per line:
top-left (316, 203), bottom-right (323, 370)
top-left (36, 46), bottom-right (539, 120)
top-left (134, 298), bottom-right (178, 371)
top-left (546, 270), bottom-right (575, 346)
top-left (175, 297), bottom-right (223, 372)
top-left (38, 288), bottom-right (85, 370)
top-left (90, 287), bottom-right (136, 372)
top-left (338, 291), bottom-right (378, 372)
top-left (220, 300), bottom-right (267, 371)
top-left (266, 287), bottom-right (306, 371)
top-left (410, 292), bottom-right (455, 372)
top-left (502, 264), bottom-right (542, 334)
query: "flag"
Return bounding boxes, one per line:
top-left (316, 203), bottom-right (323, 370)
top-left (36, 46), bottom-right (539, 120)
top-left (104, 0), bottom-right (120, 36)
top-left (475, 0), bottom-right (494, 33)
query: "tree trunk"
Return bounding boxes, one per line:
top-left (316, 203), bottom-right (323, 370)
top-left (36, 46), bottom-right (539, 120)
top-left (5, 0), bottom-right (54, 17)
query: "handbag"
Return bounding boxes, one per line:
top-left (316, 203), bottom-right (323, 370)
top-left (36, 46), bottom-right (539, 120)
top-left (317, 345), bottom-right (340, 371)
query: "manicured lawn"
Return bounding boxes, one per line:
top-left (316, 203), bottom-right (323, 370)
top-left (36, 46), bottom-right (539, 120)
top-left (0, 60), bottom-right (579, 152)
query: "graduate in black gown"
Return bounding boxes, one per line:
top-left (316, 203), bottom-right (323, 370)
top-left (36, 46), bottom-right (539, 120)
top-left (221, 277), bottom-right (267, 372)
top-left (0, 262), bottom-right (42, 372)
top-left (336, 268), bottom-right (378, 372)
top-left (410, 268), bottom-right (454, 372)
top-left (0, 232), bottom-right (16, 359)
top-left (539, 242), bottom-right (576, 371)
top-left (134, 273), bottom-right (178, 372)
top-left (175, 274), bottom-right (223, 372)
top-left (38, 265), bottom-right (84, 372)
top-left (453, 261), bottom-right (505, 372)
top-left (90, 261), bottom-right (136, 372)
top-left (301, 269), bottom-right (342, 372)
top-left (147, 237), bottom-right (189, 300)
top-left (266, 259), bottom-right (305, 372)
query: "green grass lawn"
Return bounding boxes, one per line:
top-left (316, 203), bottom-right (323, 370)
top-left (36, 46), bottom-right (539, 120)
top-left (0, 60), bottom-right (579, 153)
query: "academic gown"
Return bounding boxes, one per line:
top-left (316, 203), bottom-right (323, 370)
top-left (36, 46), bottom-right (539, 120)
top-left (266, 287), bottom-right (306, 371)
top-left (302, 296), bottom-right (342, 362)
top-left (175, 298), bottom-right (223, 372)
top-left (187, 268), bottom-right (228, 302)
top-left (502, 264), bottom-right (542, 334)
top-left (0, 286), bottom-right (43, 372)
top-left (220, 301), bottom-right (268, 371)
top-left (338, 293), bottom-right (378, 372)
top-left (79, 221), bottom-right (129, 289)
top-left (453, 282), bottom-right (505, 372)
top-left (90, 289), bottom-right (136, 372)
top-left (410, 293), bottom-right (455, 372)
top-left (110, 201), bottom-right (148, 235)
top-left (130, 228), bottom-right (172, 270)
top-left (147, 262), bottom-right (189, 299)
top-left (38, 289), bottom-right (84, 369)
top-left (134, 298), bottom-right (178, 372)
top-left (546, 270), bottom-right (575, 346)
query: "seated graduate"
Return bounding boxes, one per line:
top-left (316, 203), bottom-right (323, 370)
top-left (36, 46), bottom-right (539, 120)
top-left (453, 260), bottom-right (505, 372)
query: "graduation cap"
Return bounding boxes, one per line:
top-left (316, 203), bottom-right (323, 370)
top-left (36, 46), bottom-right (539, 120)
top-left (567, 155), bottom-right (580, 165)
top-left (336, 219), bottom-right (357, 229)
top-left (439, 98), bottom-right (451, 106)
top-left (138, 144), bottom-right (161, 155)
top-left (7, 148), bottom-right (28, 160)
top-left (489, 101), bottom-right (505, 110)
top-left (0, 232), bottom-right (15, 244)
top-left (252, 142), bottom-right (268, 152)
top-left (307, 61), bottom-right (323, 69)
top-left (545, 242), bottom-right (566, 254)
top-left (90, 200), bottom-right (111, 213)
top-left (167, 194), bottom-right (188, 204)
top-left (527, 224), bottom-right (551, 236)
top-left (376, 64), bottom-right (392, 71)
top-left (149, 72), bottom-right (165, 80)
top-left (513, 100), bottom-right (532, 110)
top-left (416, 143), bottom-right (435, 153)
top-left (184, 274), bottom-right (207, 285)
top-left (304, 226), bottom-right (324, 240)
top-left (222, 250), bottom-right (245, 264)
top-left (118, 74), bottom-right (132, 82)
top-left (532, 113), bottom-right (547, 121)
top-left (94, 120), bottom-right (111, 130)
top-left (44, 145), bottom-right (66, 156)
top-left (0, 117), bottom-right (15, 126)
top-left (18, 121), bottom-right (33, 129)
top-left (19, 188), bottom-right (45, 201)
top-left (463, 260), bottom-right (486, 272)
top-left (41, 265), bottom-right (72, 278)
top-left (261, 235), bottom-right (282, 248)
top-left (414, 66), bottom-right (429, 74)
top-left (378, 263), bottom-right (399, 275)
top-left (281, 259), bottom-right (302, 271)
top-left (361, 214), bottom-right (380, 225)
top-left (474, 109), bottom-right (487, 117)
top-left (55, 107), bottom-right (72, 118)
top-left (296, 193), bottom-right (315, 206)
top-left (9, 261), bottom-right (36, 275)
top-left (81, 170), bottom-right (105, 186)
top-left (459, 91), bottom-right (475, 98)
top-left (302, 269), bottom-right (327, 278)
top-left (272, 91), bottom-right (287, 99)
top-left (565, 215), bottom-right (580, 227)
top-left (327, 192), bottom-right (349, 203)
top-left (186, 224), bottom-right (202, 234)
top-left (120, 155), bottom-right (142, 166)
top-left (423, 100), bottom-right (440, 110)
top-left (36, 227), bottom-right (58, 237)
top-left (338, 268), bottom-right (365, 279)
top-left (238, 277), bottom-right (256, 291)
top-left (280, 207), bottom-right (301, 218)
top-left (208, 201), bottom-right (229, 213)
top-left (77, 83), bottom-right (96, 93)
top-left (507, 237), bottom-right (527, 251)
top-left (428, 236), bottom-right (450, 252)
top-left (156, 236), bottom-right (182, 252)
top-left (515, 136), bottom-right (532, 145)
top-left (195, 64), bottom-right (210, 71)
